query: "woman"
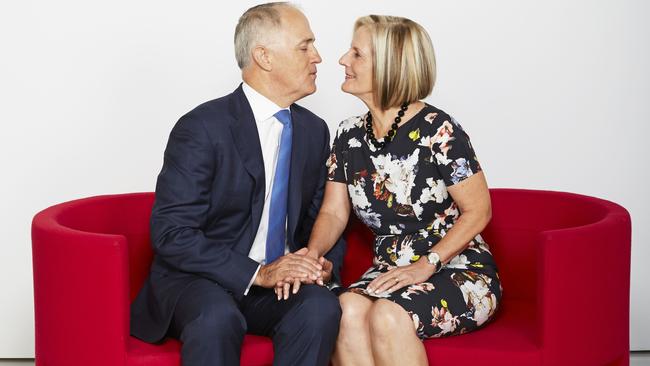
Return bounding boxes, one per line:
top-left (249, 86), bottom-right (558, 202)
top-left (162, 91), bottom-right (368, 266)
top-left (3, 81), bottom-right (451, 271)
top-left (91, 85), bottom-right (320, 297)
top-left (282, 15), bottom-right (502, 365)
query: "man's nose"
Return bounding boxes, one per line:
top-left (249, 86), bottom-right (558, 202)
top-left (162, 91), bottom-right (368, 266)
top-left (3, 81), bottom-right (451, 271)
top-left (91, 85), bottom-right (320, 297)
top-left (312, 47), bottom-right (322, 64)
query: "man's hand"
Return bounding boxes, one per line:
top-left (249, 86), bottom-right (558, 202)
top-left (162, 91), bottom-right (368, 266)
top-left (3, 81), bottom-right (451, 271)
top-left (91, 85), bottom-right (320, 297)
top-left (274, 249), bottom-right (334, 300)
top-left (254, 247), bottom-right (322, 288)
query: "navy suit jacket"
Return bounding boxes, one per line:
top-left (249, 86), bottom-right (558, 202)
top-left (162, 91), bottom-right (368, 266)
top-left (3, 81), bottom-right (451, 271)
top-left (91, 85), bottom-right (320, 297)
top-left (131, 85), bottom-right (346, 343)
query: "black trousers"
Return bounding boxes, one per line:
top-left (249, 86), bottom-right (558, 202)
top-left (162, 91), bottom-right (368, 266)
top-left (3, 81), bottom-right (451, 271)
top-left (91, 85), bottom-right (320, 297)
top-left (169, 278), bottom-right (341, 366)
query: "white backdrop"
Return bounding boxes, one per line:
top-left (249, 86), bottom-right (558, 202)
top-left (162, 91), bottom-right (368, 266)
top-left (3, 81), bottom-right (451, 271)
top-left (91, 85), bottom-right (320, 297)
top-left (1, 0), bottom-right (648, 357)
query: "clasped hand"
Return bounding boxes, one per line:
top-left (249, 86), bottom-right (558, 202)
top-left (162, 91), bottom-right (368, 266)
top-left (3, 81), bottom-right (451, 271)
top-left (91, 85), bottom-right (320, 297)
top-left (256, 248), bottom-right (332, 300)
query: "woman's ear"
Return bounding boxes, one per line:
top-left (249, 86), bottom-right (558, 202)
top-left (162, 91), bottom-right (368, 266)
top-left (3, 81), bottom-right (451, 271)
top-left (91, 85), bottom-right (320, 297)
top-left (251, 45), bottom-right (273, 72)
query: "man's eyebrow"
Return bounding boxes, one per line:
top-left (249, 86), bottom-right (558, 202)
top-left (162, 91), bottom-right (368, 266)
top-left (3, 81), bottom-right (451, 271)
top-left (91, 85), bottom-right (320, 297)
top-left (298, 37), bottom-right (315, 45)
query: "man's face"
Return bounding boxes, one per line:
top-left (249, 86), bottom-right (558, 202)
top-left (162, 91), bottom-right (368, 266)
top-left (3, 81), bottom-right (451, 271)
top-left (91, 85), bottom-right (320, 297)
top-left (267, 7), bottom-right (322, 103)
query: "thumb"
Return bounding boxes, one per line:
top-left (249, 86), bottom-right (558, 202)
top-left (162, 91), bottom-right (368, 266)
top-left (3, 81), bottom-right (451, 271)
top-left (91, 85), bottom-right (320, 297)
top-left (295, 247), bottom-right (309, 255)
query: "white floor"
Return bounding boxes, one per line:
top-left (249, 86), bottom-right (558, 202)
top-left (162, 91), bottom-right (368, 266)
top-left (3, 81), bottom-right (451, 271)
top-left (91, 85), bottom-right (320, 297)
top-left (1, 354), bottom-right (650, 365)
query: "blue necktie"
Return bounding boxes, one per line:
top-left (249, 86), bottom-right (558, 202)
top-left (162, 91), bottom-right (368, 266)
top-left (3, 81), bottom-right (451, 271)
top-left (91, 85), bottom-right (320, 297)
top-left (265, 109), bottom-right (292, 264)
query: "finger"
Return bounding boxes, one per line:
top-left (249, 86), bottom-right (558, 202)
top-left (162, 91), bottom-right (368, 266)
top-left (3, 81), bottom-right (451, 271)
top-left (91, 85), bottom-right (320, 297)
top-left (295, 247), bottom-right (309, 255)
top-left (281, 255), bottom-right (322, 274)
top-left (290, 254), bottom-right (323, 271)
top-left (369, 270), bottom-right (399, 293)
top-left (283, 282), bottom-right (290, 300)
top-left (367, 272), bottom-right (391, 293)
top-left (279, 270), bottom-right (310, 282)
top-left (386, 281), bottom-right (408, 294)
top-left (275, 287), bottom-right (281, 300)
top-left (284, 260), bottom-right (322, 279)
top-left (299, 276), bottom-right (316, 284)
top-left (375, 274), bottom-right (402, 294)
top-left (292, 278), bottom-right (301, 294)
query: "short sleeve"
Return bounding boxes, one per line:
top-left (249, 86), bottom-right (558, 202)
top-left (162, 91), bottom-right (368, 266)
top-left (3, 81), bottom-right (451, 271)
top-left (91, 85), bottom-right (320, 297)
top-left (326, 128), bottom-right (347, 183)
top-left (430, 116), bottom-right (482, 186)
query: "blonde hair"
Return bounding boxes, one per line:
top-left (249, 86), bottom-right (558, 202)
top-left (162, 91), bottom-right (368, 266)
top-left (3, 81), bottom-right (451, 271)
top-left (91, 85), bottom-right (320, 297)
top-left (354, 15), bottom-right (436, 110)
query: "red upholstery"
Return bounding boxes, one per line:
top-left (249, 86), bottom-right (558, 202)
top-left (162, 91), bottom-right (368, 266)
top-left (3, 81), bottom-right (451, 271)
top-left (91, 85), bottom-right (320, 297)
top-left (32, 189), bottom-right (631, 366)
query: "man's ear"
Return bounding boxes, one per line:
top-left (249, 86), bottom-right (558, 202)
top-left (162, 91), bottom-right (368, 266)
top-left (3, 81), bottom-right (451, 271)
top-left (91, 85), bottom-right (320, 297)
top-left (251, 45), bottom-right (273, 72)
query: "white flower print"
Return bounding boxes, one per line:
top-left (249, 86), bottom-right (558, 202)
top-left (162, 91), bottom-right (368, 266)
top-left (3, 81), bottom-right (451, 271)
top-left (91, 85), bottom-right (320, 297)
top-left (450, 157), bottom-right (474, 184)
top-left (348, 179), bottom-right (371, 209)
top-left (419, 178), bottom-right (448, 204)
top-left (467, 235), bottom-right (492, 254)
top-left (355, 207), bottom-right (382, 229)
top-left (370, 150), bottom-right (422, 218)
top-left (401, 282), bottom-right (435, 300)
top-left (432, 121), bottom-right (455, 165)
top-left (389, 225), bottom-right (403, 234)
top-left (348, 137), bottom-right (362, 148)
top-left (424, 112), bottom-right (438, 123)
top-left (458, 275), bottom-right (497, 326)
top-left (430, 203), bottom-right (460, 231)
top-left (326, 152), bottom-right (338, 178)
top-left (410, 312), bottom-right (425, 337)
top-left (395, 237), bottom-right (416, 266)
top-left (445, 254), bottom-right (471, 269)
top-left (431, 305), bottom-right (460, 335)
top-left (338, 116), bottom-right (364, 134)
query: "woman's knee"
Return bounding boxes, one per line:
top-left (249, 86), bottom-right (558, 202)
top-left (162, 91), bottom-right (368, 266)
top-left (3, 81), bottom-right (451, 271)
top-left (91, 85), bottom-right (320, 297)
top-left (339, 292), bottom-right (372, 329)
top-left (368, 299), bottom-right (413, 336)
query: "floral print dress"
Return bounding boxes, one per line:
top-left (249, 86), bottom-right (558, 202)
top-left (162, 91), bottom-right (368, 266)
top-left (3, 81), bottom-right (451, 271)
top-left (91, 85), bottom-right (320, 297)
top-left (327, 104), bottom-right (502, 339)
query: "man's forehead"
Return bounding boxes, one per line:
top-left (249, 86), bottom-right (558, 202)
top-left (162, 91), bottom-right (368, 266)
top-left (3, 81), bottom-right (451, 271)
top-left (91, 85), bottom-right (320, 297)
top-left (279, 13), bottom-right (314, 43)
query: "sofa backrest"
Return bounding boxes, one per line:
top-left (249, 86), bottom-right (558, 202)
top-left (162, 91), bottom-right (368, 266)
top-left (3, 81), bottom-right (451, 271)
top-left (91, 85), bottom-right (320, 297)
top-left (51, 189), bottom-right (613, 305)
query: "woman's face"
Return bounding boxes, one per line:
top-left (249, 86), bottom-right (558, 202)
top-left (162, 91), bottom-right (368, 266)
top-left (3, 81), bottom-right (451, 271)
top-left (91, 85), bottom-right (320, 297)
top-left (339, 26), bottom-right (373, 100)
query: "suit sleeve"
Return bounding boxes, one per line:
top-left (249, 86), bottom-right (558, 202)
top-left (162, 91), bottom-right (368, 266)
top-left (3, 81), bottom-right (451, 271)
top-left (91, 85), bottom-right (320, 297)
top-left (150, 112), bottom-right (259, 299)
top-left (305, 122), bottom-right (347, 284)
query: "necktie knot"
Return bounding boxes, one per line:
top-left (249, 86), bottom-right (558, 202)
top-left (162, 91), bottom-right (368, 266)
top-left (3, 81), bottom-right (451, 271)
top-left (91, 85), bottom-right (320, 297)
top-left (274, 110), bottom-right (292, 126)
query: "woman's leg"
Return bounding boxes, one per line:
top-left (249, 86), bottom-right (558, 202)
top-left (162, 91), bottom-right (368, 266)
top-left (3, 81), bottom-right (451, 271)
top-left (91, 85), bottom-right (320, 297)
top-left (368, 299), bottom-right (428, 366)
top-left (332, 292), bottom-right (375, 366)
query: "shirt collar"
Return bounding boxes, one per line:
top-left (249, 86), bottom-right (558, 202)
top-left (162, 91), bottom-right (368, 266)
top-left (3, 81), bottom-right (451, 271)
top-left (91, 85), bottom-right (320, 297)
top-left (242, 82), bottom-right (289, 125)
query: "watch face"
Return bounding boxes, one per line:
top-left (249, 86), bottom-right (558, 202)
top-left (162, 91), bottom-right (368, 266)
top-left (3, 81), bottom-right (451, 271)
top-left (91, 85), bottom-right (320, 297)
top-left (428, 252), bottom-right (439, 264)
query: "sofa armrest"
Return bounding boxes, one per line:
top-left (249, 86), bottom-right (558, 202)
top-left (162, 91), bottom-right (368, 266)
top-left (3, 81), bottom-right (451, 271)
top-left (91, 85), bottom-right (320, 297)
top-left (32, 216), bottom-right (130, 366)
top-left (536, 209), bottom-right (631, 365)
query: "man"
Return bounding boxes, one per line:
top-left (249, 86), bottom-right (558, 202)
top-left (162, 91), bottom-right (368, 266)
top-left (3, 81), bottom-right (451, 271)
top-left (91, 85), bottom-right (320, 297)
top-left (130, 3), bottom-right (345, 365)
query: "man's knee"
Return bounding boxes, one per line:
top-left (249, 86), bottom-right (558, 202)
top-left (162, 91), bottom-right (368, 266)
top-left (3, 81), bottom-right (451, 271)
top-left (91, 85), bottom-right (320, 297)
top-left (181, 301), bottom-right (247, 342)
top-left (289, 286), bottom-right (342, 333)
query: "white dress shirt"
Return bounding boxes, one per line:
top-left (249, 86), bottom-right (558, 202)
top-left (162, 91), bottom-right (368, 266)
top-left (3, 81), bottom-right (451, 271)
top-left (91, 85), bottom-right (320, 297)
top-left (242, 82), bottom-right (290, 294)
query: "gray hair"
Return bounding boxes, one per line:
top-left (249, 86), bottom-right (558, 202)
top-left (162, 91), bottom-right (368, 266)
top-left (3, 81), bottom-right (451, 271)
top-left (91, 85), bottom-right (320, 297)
top-left (234, 2), bottom-right (296, 69)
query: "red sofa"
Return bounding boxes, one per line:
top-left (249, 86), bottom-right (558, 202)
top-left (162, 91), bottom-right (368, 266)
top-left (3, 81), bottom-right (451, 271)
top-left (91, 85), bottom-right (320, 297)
top-left (32, 189), bottom-right (631, 365)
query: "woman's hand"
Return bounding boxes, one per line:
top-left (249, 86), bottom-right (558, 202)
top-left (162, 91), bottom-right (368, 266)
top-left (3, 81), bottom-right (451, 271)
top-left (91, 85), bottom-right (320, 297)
top-left (273, 249), bottom-right (334, 300)
top-left (366, 258), bottom-right (436, 295)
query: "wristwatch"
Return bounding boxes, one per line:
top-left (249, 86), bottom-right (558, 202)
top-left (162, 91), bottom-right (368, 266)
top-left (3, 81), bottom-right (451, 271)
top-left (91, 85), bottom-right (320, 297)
top-left (426, 251), bottom-right (443, 273)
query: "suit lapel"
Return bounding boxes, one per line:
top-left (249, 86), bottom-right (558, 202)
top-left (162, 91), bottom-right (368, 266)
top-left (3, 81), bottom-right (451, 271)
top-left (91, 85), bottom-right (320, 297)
top-left (287, 105), bottom-right (307, 248)
top-left (229, 85), bottom-right (266, 239)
